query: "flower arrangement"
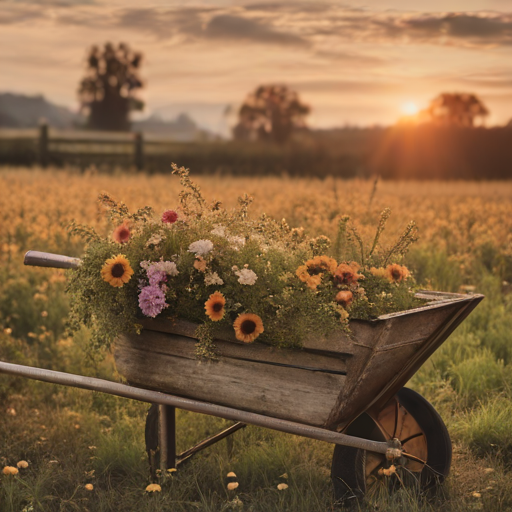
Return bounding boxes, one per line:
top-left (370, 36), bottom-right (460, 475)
top-left (67, 165), bottom-right (423, 358)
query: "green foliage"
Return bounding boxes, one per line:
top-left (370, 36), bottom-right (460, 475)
top-left (5, 172), bottom-right (512, 510)
top-left (67, 167), bottom-right (421, 357)
top-left (453, 396), bottom-right (512, 459)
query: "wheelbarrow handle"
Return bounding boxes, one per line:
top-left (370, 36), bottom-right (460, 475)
top-left (24, 251), bottom-right (81, 270)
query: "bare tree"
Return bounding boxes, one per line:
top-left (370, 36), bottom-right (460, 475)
top-left (233, 85), bottom-right (310, 144)
top-left (78, 42), bottom-right (144, 131)
top-left (426, 93), bottom-right (489, 127)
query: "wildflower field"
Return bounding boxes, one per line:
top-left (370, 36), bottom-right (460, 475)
top-left (1, 167), bottom-right (512, 511)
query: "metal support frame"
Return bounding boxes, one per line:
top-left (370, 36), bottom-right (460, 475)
top-left (158, 404), bottom-right (176, 471)
top-left (176, 421), bottom-right (246, 466)
top-left (0, 360), bottom-right (397, 457)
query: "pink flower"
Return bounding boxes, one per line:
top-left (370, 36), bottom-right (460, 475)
top-left (138, 285), bottom-right (168, 318)
top-left (112, 221), bottom-right (131, 243)
top-left (162, 210), bottom-right (178, 224)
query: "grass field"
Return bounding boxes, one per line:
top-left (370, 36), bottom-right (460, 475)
top-left (1, 167), bottom-right (512, 511)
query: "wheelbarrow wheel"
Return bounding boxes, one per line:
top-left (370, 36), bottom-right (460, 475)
top-left (331, 387), bottom-right (452, 506)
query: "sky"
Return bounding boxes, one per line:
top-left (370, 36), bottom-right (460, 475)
top-left (1, 0), bottom-right (512, 134)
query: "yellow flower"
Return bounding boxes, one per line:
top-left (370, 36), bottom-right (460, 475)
top-left (100, 254), bottom-right (134, 287)
top-left (204, 291), bottom-right (226, 321)
top-left (2, 466), bottom-right (18, 475)
top-left (378, 465), bottom-right (396, 476)
top-left (277, 483), bottom-right (289, 490)
top-left (194, 256), bottom-right (207, 272)
top-left (85, 483), bottom-right (94, 491)
top-left (145, 483), bottom-right (162, 492)
top-left (227, 482), bottom-right (239, 491)
top-left (337, 306), bottom-right (349, 322)
top-left (370, 267), bottom-right (387, 279)
top-left (233, 313), bottom-right (264, 343)
top-left (385, 264), bottom-right (410, 283)
top-left (16, 460), bottom-right (29, 469)
top-left (227, 471), bottom-right (237, 478)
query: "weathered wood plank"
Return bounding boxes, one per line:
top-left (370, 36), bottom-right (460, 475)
top-left (141, 317), bottom-right (355, 358)
top-left (134, 329), bottom-right (347, 374)
top-left (115, 333), bottom-right (346, 427)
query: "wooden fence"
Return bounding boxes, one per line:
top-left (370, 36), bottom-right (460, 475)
top-left (0, 124), bottom-right (172, 170)
top-left (3, 124), bottom-right (509, 179)
top-left (0, 124), bottom-right (365, 177)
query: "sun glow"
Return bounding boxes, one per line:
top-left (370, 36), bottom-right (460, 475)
top-left (400, 102), bottom-right (419, 116)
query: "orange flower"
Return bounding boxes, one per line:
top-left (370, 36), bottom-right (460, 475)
top-left (194, 256), bottom-right (207, 272)
top-left (296, 265), bottom-right (310, 283)
top-left (385, 264), bottom-right (410, 283)
top-left (305, 255), bottom-right (337, 274)
top-left (296, 265), bottom-right (323, 290)
top-left (101, 255), bottom-right (134, 287)
top-left (204, 291), bottom-right (226, 321)
top-left (334, 262), bottom-right (362, 286)
top-left (297, 255), bottom-right (337, 290)
top-left (335, 290), bottom-right (353, 308)
top-left (112, 221), bottom-right (131, 243)
top-left (233, 313), bottom-right (264, 343)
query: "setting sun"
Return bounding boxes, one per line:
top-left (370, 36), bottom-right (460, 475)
top-left (400, 101), bottom-right (419, 116)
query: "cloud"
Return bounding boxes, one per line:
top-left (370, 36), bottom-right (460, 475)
top-left (331, 12), bottom-right (512, 47)
top-left (115, 8), bottom-right (176, 36)
top-left (3, 3), bottom-right (512, 50)
top-left (290, 79), bottom-right (402, 94)
top-left (204, 14), bottom-right (308, 46)
top-left (0, 5), bottom-right (47, 24)
top-left (385, 12), bottom-right (512, 45)
top-left (243, 2), bottom-right (335, 14)
top-left (4, 0), bottom-right (96, 5)
top-left (460, 74), bottom-right (512, 89)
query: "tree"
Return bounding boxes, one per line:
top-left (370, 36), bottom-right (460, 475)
top-left (425, 93), bottom-right (489, 127)
top-left (233, 85), bottom-right (310, 144)
top-left (78, 42), bottom-right (144, 131)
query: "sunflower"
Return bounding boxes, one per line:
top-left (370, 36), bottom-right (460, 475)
top-left (205, 291), bottom-right (226, 321)
top-left (101, 255), bottom-right (134, 287)
top-left (385, 264), bottom-right (410, 283)
top-left (233, 313), bottom-right (264, 343)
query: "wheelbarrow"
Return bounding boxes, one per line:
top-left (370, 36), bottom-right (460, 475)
top-left (0, 251), bottom-right (484, 504)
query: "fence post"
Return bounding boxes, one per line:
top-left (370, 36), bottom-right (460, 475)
top-left (39, 123), bottom-right (49, 168)
top-left (134, 132), bottom-right (144, 171)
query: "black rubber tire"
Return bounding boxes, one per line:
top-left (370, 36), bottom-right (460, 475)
top-left (331, 387), bottom-right (452, 505)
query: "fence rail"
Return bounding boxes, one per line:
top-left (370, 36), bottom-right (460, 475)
top-left (4, 124), bottom-right (509, 179)
top-left (0, 124), bottom-right (153, 170)
top-left (0, 124), bottom-right (364, 177)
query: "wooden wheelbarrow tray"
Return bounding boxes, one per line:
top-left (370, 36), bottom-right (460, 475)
top-left (116, 288), bottom-right (479, 433)
top-left (0, 251), bottom-right (484, 502)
